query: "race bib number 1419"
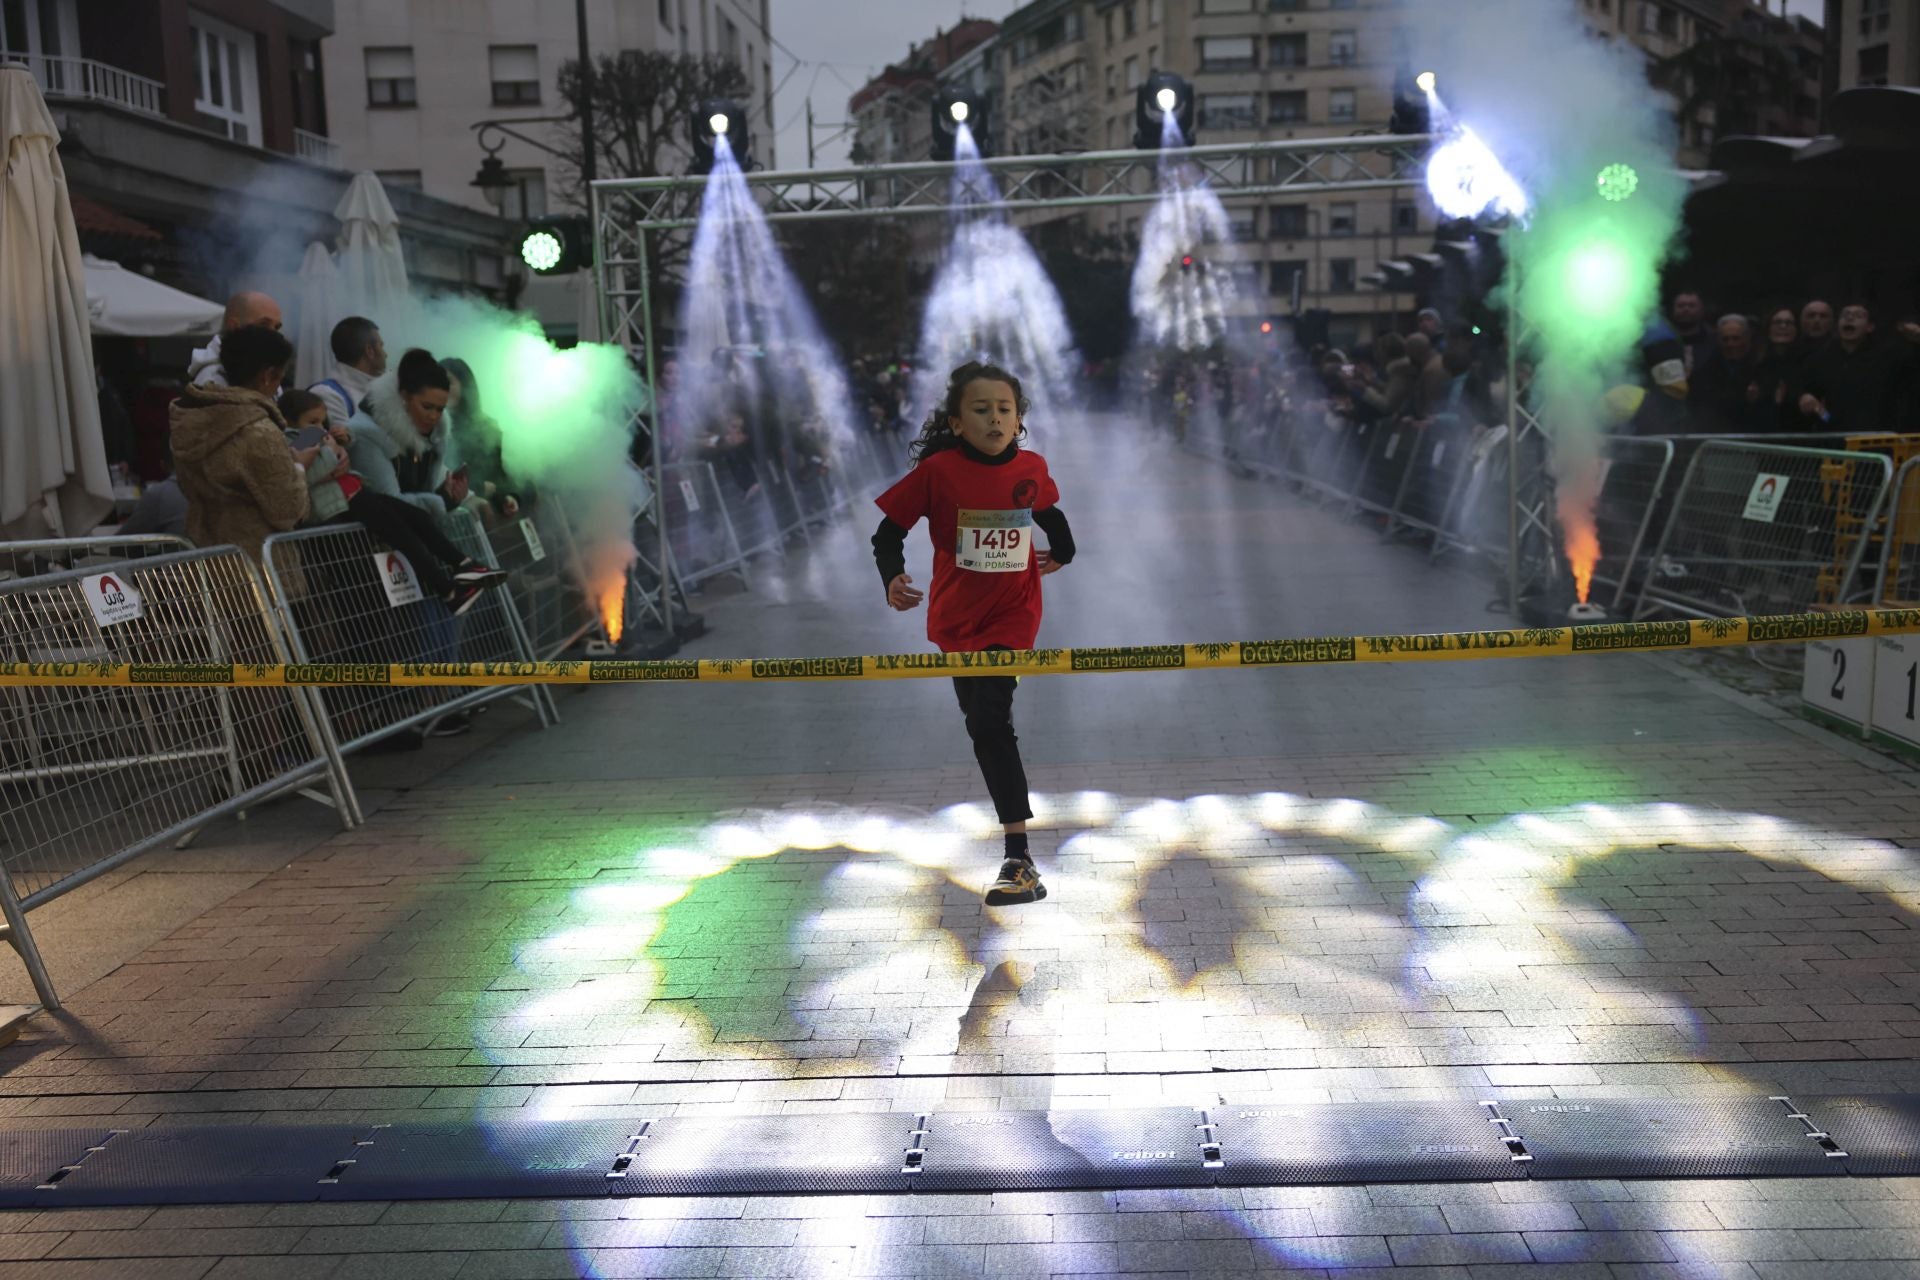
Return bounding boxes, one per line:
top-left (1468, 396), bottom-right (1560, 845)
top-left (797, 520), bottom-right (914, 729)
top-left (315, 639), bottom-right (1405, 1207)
top-left (955, 508), bottom-right (1032, 573)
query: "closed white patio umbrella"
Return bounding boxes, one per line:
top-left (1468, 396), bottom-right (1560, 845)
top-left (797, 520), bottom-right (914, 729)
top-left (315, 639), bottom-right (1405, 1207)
top-left (0, 67), bottom-right (111, 539)
top-left (333, 171), bottom-right (409, 322)
top-left (293, 240), bottom-right (341, 388)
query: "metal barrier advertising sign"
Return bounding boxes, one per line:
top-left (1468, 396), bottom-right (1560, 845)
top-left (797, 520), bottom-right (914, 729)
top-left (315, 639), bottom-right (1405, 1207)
top-left (80, 573), bottom-right (144, 627)
top-left (373, 552), bottom-right (424, 607)
top-left (1743, 473), bottom-right (1789, 523)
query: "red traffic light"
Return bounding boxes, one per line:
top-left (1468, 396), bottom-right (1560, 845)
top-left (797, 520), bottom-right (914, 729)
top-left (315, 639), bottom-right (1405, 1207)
top-left (1181, 255), bottom-right (1194, 267)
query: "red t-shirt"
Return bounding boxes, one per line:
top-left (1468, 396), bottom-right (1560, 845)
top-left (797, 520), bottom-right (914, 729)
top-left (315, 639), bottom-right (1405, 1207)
top-left (876, 445), bottom-right (1061, 653)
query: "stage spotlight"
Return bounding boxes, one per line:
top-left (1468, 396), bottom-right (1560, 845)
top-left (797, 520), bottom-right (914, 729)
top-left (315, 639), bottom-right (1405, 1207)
top-left (691, 98), bottom-right (750, 174)
top-left (1415, 70), bottom-right (1436, 94)
top-left (517, 217), bottom-right (591, 275)
top-left (1595, 162), bottom-right (1639, 202)
top-left (1134, 72), bottom-right (1195, 149)
top-left (931, 88), bottom-right (990, 160)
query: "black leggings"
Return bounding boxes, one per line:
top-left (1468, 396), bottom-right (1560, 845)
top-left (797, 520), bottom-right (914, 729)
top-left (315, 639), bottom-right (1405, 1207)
top-left (338, 491), bottom-right (467, 596)
top-left (952, 645), bottom-right (1033, 826)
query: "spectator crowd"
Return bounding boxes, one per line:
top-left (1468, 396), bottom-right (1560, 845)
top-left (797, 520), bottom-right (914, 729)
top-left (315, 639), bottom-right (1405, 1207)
top-left (1146, 293), bottom-right (1920, 474)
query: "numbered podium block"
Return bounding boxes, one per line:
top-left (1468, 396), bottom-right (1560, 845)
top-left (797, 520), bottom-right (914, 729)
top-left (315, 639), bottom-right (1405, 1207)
top-left (1872, 633), bottom-right (1920, 759)
top-left (1802, 637), bottom-right (1874, 738)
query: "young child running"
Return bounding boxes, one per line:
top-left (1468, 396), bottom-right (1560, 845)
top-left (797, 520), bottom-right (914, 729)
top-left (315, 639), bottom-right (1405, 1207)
top-left (872, 362), bottom-right (1077, 906)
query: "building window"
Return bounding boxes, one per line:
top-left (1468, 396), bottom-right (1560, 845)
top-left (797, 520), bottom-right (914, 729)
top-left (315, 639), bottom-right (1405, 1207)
top-left (1125, 55), bottom-right (1139, 89)
top-left (1268, 90), bottom-right (1306, 124)
top-left (189, 10), bottom-right (262, 144)
top-left (658, 0), bottom-right (671, 26)
top-left (1857, 43), bottom-right (1889, 85)
top-left (1199, 92), bottom-right (1256, 131)
top-left (1104, 11), bottom-right (1115, 44)
top-left (1328, 0), bottom-right (1357, 8)
top-left (1199, 36), bottom-right (1256, 72)
top-left (1328, 30), bottom-right (1357, 66)
top-left (365, 45), bottom-right (416, 107)
top-left (1270, 204), bottom-right (1307, 237)
top-left (490, 45), bottom-right (540, 106)
top-left (1329, 258), bottom-right (1356, 292)
top-left (1227, 211), bottom-right (1255, 240)
top-left (1124, 2), bottom-right (1136, 36)
top-left (376, 169), bottom-right (422, 189)
top-left (499, 168), bottom-right (548, 222)
top-left (1269, 33), bottom-right (1306, 67)
top-left (1270, 0), bottom-right (1304, 9)
top-left (1106, 64), bottom-right (1117, 98)
top-left (1328, 201), bottom-right (1356, 235)
top-left (1640, 2), bottom-right (1677, 36)
top-left (1200, 0), bottom-right (1253, 12)
top-left (1327, 88), bottom-right (1356, 123)
top-left (1148, 0), bottom-right (1161, 26)
top-left (1269, 260), bottom-right (1307, 296)
top-left (1395, 202), bottom-right (1418, 232)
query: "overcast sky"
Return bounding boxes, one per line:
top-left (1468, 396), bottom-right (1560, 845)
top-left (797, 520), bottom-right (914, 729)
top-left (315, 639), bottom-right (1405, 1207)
top-left (769, 0), bottom-right (1828, 172)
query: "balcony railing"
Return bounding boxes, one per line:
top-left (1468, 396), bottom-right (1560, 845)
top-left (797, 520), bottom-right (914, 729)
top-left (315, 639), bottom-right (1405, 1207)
top-left (295, 127), bottom-right (340, 167)
top-left (4, 53), bottom-right (166, 118)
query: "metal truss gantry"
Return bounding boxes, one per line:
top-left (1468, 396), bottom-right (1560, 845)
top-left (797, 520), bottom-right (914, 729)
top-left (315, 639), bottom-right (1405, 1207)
top-left (588, 135), bottom-right (1437, 629)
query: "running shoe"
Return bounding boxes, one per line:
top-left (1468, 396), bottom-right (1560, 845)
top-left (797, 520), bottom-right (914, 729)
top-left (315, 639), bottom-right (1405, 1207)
top-left (444, 582), bottom-right (485, 616)
top-left (984, 858), bottom-right (1046, 906)
top-left (454, 560), bottom-right (509, 587)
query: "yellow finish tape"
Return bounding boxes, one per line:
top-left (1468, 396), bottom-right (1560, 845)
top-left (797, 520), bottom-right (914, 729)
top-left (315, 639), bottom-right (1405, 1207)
top-left (0, 609), bottom-right (1915, 687)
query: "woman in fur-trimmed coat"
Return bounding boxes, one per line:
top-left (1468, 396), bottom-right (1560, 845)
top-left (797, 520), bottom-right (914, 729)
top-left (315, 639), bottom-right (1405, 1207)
top-left (344, 349), bottom-right (461, 517)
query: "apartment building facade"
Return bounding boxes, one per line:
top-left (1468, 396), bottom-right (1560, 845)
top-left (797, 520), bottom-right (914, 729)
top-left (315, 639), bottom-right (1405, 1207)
top-left (1824, 0), bottom-right (1920, 90)
top-left (322, 0), bottom-right (774, 227)
top-left (854, 0), bottom-right (1828, 349)
top-left (1, 0), bottom-right (508, 301)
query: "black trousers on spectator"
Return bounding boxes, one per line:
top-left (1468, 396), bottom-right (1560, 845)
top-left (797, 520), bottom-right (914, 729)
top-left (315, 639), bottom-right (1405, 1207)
top-left (952, 645), bottom-right (1033, 826)
top-left (337, 491), bottom-right (465, 596)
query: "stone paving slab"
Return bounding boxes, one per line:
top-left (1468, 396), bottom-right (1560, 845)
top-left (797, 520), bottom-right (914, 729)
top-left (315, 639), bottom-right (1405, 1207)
top-left (5, 423), bottom-right (1920, 1273)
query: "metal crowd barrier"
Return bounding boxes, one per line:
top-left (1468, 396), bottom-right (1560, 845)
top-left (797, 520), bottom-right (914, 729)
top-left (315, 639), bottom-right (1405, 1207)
top-left (664, 461), bottom-right (752, 590)
top-left (1632, 440), bottom-right (1893, 622)
top-left (1384, 417), bottom-right (1472, 542)
top-left (1875, 456), bottom-right (1920, 606)
top-left (261, 510), bottom-right (554, 772)
top-left (0, 534), bottom-right (193, 582)
top-left (1585, 436), bottom-right (1676, 612)
top-left (0, 545), bottom-right (352, 1008)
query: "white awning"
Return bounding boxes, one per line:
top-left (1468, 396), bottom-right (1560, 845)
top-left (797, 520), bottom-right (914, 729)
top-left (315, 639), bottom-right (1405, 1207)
top-left (83, 255), bottom-right (223, 337)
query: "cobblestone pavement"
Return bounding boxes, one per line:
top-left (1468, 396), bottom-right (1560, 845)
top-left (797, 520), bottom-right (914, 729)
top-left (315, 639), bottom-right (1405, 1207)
top-left (5, 420), bottom-right (1920, 1277)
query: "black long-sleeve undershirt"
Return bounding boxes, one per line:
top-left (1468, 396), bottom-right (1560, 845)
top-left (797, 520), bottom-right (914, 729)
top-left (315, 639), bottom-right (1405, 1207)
top-left (872, 506), bottom-right (1076, 590)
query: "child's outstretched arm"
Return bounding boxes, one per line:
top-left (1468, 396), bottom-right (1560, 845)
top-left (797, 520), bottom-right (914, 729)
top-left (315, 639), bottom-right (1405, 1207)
top-left (1032, 506), bottom-right (1076, 575)
top-left (872, 517), bottom-right (924, 610)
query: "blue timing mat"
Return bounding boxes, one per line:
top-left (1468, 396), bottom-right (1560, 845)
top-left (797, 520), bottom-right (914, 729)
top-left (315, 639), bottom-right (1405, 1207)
top-left (1216, 1101), bottom-right (1528, 1185)
top-left (0, 1129), bottom-right (121, 1207)
top-left (321, 1120), bottom-right (636, 1201)
top-left (36, 1125), bottom-right (366, 1206)
top-left (0, 1095), bottom-right (1911, 1207)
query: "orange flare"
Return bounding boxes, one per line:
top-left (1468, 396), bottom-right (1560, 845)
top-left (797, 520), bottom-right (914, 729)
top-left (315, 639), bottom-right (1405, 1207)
top-left (1563, 515), bottom-right (1600, 605)
top-left (597, 576), bottom-right (626, 645)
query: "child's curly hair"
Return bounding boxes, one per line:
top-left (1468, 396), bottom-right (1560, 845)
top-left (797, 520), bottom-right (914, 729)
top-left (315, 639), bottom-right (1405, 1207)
top-left (908, 361), bottom-right (1029, 465)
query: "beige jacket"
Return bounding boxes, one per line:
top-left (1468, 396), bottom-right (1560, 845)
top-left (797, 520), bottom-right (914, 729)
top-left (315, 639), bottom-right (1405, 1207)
top-left (170, 384), bottom-right (309, 563)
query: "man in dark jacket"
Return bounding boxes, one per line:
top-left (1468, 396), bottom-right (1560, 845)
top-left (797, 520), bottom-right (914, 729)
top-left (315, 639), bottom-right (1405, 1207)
top-left (1798, 303), bottom-right (1920, 433)
top-left (1688, 315), bottom-right (1763, 434)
